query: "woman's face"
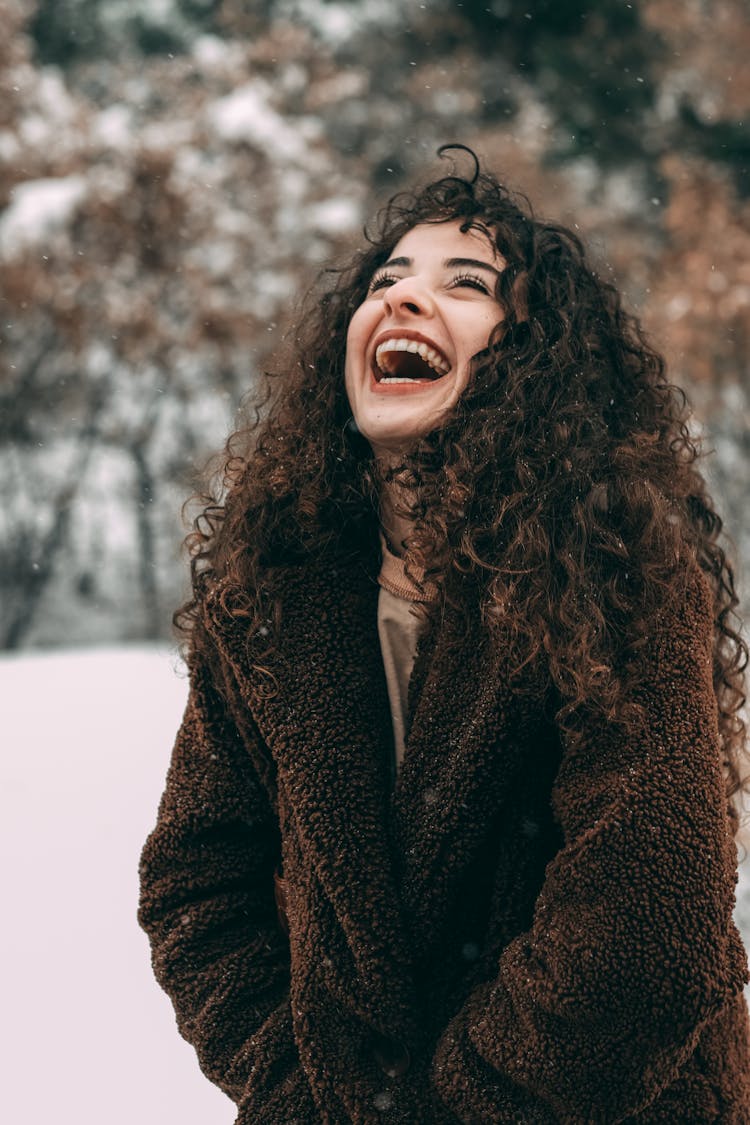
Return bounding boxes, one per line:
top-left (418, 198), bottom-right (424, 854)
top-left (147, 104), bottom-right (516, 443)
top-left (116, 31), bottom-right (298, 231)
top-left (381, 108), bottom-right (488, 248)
top-left (344, 219), bottom-right (505, 461)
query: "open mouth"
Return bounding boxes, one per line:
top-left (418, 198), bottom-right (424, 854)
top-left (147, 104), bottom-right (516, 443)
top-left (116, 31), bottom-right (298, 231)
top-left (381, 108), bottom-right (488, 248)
top-left (372, 337), bottom-right (451, 384)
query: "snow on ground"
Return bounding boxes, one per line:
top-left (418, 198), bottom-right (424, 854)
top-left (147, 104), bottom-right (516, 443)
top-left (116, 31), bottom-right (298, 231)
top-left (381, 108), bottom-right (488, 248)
top-left (2, 647), bottom-right (749, 1125)
top-left (0, 648), bottom-right (233, 1125)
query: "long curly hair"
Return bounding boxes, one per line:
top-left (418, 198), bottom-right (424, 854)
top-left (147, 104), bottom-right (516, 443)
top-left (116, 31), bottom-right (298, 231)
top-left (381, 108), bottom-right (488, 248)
top-left (178, 146), bottom-right (749, 838)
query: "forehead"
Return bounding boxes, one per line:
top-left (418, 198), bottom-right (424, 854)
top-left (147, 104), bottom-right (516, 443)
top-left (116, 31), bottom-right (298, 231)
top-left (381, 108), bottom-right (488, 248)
top-left (388, 219), bottom-right (501, 265)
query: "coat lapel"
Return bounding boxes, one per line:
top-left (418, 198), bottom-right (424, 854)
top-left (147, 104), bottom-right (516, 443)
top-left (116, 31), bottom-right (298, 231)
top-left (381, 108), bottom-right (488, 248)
top-left (391, 595), bottom-right (552, 955)
top-left (203, 554), bottom-right (420, 1034)
top-left (203, 554), bottom-right (552, 1015)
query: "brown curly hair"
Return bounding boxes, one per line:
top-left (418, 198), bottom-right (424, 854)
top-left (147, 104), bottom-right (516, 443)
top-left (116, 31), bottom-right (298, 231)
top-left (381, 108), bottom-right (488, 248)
top-left (178, 146), bottom-right (749, 840)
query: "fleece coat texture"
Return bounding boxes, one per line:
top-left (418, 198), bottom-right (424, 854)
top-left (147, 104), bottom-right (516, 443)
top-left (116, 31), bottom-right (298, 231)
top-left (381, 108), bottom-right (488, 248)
top-left (138, 552), bottom-right (750, 1123)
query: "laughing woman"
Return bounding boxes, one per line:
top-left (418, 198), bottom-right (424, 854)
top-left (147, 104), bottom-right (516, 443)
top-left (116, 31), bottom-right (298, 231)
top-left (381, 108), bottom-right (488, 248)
top-left (138, 147), bottom-right (750, 1123)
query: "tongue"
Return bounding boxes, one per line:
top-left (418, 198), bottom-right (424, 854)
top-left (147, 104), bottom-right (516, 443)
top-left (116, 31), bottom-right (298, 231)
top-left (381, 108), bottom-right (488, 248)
top-left (382, 351), bottom-right (440, 380)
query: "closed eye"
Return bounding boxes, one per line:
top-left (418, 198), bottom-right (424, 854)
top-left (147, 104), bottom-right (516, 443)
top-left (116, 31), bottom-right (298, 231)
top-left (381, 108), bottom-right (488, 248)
top-left (367, 270), bottom-right (494, 295)
top-left (368, 272), bottom-right (400, 292)
top-left (448, 272), bottom-right (491, 294)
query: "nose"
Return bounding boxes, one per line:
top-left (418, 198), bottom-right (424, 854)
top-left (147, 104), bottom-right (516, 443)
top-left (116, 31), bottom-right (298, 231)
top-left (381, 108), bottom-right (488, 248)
top-left (382, 275), bottom-right (435, 318)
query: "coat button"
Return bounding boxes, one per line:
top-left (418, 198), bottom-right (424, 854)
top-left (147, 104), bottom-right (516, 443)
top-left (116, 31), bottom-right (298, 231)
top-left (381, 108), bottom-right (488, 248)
top-left (370, 1031), bottom-right (411, 1077)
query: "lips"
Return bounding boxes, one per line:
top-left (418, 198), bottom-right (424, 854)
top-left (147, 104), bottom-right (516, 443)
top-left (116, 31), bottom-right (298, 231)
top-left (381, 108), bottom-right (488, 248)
top-left (371, 331), bottom-right (451, 384)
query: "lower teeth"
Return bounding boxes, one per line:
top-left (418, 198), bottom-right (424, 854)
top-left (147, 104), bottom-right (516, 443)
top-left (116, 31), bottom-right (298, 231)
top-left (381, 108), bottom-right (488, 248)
top-left (379, 376), bottom-right (426, 384)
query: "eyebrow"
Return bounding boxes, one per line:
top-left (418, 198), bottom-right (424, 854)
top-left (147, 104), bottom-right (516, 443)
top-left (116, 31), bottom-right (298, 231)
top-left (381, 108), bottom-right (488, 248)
top-left (380, 255), bottom-right (502, 276)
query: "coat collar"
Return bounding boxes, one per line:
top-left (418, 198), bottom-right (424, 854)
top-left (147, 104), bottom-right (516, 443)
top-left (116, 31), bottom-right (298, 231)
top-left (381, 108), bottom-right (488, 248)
top-left (203, 552), bottom-right (551, 1035)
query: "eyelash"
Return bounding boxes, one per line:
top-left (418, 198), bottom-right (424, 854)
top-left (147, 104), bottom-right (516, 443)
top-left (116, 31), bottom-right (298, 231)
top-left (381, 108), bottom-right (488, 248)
top-left (368, 272), bottom-right (400, 292)
top-left (450, 272), bottom-right (491, 294)
top-left (368, 272), bottom-right (491, 295)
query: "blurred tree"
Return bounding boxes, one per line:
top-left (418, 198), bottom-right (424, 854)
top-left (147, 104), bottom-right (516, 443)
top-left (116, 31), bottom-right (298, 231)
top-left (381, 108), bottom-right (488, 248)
top-left (30, 0), bottom-right (101, 64)
top-left (392, 0), bottom-right (660, 167)
top-left (677, 106), bottom-right (750, 197)
top-left (2, 0), bottom-right (747, 649)
top-left (30, 0), bottom-right (225, 64)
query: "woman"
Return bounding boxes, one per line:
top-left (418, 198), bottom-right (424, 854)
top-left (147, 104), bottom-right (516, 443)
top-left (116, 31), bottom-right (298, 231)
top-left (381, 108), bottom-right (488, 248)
top-left (138, 147), bottom-right (750, 1123)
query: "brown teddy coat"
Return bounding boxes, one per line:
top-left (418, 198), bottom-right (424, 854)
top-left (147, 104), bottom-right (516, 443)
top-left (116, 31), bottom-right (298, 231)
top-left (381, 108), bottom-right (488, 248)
top-left (138, 551), bottom-right (750, 1123)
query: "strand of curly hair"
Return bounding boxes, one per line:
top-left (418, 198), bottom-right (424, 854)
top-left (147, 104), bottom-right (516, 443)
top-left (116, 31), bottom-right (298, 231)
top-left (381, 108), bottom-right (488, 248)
top-left (175, 150), bottom-right (749, 844)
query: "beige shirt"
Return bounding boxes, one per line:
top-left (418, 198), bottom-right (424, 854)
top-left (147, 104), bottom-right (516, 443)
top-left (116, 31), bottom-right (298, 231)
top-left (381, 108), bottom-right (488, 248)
top-left (376, 536), bottom-right (439, 776)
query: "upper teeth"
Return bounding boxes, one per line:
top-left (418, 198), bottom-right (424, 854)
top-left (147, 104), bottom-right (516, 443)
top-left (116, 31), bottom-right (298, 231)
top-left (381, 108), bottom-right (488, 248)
top-left (375, 338), bottom-right (451, 376)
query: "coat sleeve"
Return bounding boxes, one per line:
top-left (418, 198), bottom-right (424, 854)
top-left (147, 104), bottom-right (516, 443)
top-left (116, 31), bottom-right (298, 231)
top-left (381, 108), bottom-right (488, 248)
top-left (430, 562), bottom-right (749, 1124)
top-left (137, 626), bottom-right (316, 1121)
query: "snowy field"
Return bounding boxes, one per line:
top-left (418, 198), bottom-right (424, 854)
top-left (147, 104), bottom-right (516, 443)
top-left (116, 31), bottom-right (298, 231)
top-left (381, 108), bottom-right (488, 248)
top-left (0, 648), bottom-right (233, 1125)
top-left (2, 647), bottom-right (749, 1125)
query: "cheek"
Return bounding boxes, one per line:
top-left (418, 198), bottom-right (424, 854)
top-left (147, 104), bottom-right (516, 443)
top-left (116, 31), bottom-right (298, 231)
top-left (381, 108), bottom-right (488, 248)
top-left (450, 367), bottom-right (473, 406)
top-left (345, 308), bottom-right (375, 380)
top-left (457, 315), bottom-right (502, 370)
top-left (472, 310), bottom-right (502, 346)
top-left (343, 351), bottom-right (356, 405)
top-left (343, 324), bottom-right (356, 379)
